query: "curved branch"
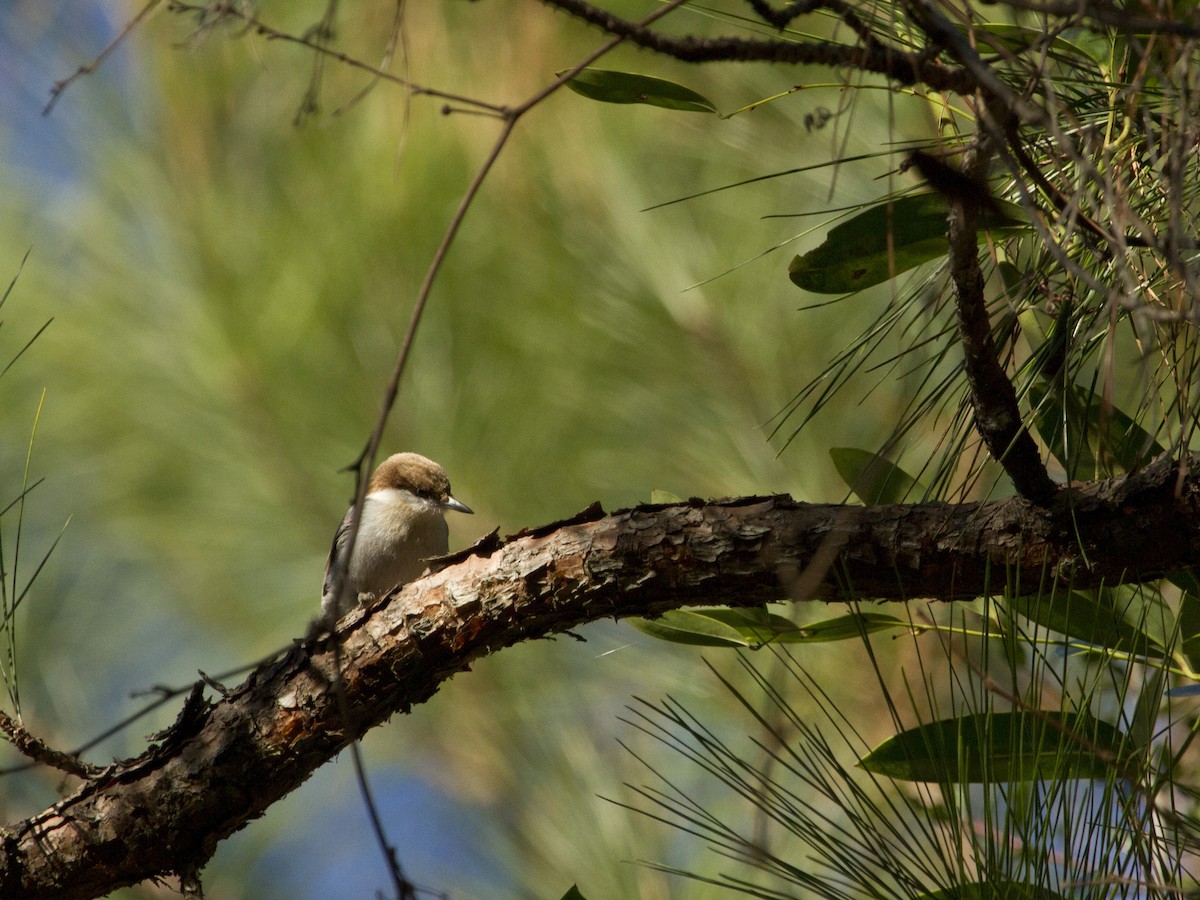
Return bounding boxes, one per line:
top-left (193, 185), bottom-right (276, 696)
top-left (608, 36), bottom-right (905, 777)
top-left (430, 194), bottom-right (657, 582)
top-left (3, 454), bottom-right (1200, 897)
top-left (941, 144), bottom-right (1059, 505)
top-left (540, 0), bottom-right (978, 93)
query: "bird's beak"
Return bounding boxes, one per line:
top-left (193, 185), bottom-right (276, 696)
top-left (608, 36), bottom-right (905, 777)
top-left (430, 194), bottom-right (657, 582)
top-left (443, 495), bottom-right (473, 515)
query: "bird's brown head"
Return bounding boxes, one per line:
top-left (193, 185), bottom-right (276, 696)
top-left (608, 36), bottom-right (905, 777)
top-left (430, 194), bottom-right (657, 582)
top-left (369, 453), bottom-right (473, 514)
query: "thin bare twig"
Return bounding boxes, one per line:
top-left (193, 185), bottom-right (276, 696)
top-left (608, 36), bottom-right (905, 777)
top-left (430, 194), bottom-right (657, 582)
top-left (0, 643), bottom-right (286, 778)
top-left (0, 710), bottom-right (99, 779)
top-left (331, 0), bottom-right (407, 118)
top-left (293, 0), bottom-right (340, 126)
top-left (44, 0), bottom-right (164, 115)
top-left (329, 637), bottom-right (417, 899)
top-left (165, 1), bottom-right (506, 115)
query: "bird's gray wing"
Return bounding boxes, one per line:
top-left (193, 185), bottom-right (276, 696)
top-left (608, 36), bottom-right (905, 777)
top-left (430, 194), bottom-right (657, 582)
top-left (322, 506), bottom-right (356, 599)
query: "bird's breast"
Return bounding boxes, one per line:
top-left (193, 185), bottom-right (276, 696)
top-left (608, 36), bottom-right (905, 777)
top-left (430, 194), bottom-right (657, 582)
top-left (348, 490), bottom-right (450, 595)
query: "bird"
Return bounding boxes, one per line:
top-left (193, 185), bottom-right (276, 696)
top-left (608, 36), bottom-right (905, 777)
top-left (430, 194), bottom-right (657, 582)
top-left (321, 452), bottom-right (473, 624)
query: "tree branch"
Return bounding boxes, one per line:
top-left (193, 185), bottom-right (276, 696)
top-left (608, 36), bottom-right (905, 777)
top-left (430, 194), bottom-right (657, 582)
top-left (3, 454), bottom-right (1200, 897)
top-left (539, 0), bottom-right (979, 94)
top-left (942, 143), bottom-right (1060, 505)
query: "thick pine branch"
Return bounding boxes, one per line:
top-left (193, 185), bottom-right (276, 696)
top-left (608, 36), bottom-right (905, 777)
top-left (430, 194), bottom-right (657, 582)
top-left (3, 453), bottom-right (1200, 898)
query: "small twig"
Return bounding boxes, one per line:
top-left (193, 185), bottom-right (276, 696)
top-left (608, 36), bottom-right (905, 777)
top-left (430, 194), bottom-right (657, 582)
top-left (0, 644), bottom-right (289, 777)
top-left (329, 637), bottom-right (417, 899)
top-left (331, 0), bottom-right (407, 118)
top-left (822, 0), bottom-right (889, 53)
top-left (44, 0), bottom-right (163, 115)
top-left (292, 0), bottom-right (339, 126)
top-left (165, 1), bottom-right (506, 114)
top-left (0, 709), bottom-right (99, 779)
top-left (349, 740), bottom-right (415, 898)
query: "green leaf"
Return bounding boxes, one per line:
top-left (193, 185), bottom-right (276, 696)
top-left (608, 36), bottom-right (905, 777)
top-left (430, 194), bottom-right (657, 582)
top-left (649, 489), bottom-right (683, 504)
top-left (1095, 390), bottom-right (1160, 471)
top-left (788, 192), bottom-right (1027, 294)
top-left (1129, 657), bottom-right (1168, 751)
top-left (1169, 569), bottom-right (1200, 597)
top-left (1029, 381), bottom-right (1092, 476)
top-left (859, 711), bottom-right (1125, 783)
top-left (917, 883), bottom-right (1068, 900)
top-left (695, 608), bottom-right (908, 643)
top-left (997, 259), bottom-right (1027, 298)
top-left (631, 607), bottom-right (791, 648)
top-left (970, 23), bottom-right (1097, 66)
top-left (1115, 584), bottom-right (1175, 655)
top-left (785, 612), bottom-right (909, 642)
top-left (629, 610), bottom-right (758, 648)
top-left (638, 609), bottom-right (790, 646)
top-left (633, 607), bottom-right (902, 648)
top-left (1170, 571), bottom-right (1200, 668)
top-left (631, 608), bottom-right (907, 647)
top-left (561, 69), bottom-right (718, 114)
top-left (1007, 590), bottom-right (1164, 656)
top-left (1028, 381), bottom-right (1164, 478)
top-left (695, 606), bottom-right (806, 643)
top-left (559, 887), bottom-right (587, 900)
top-left (830, 447), bottom-right (924, 504)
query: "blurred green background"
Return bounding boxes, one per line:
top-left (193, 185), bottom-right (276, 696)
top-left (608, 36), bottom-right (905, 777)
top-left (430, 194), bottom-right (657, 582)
top-left (0, 2), bottom-right (940, 897)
